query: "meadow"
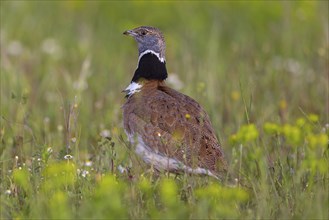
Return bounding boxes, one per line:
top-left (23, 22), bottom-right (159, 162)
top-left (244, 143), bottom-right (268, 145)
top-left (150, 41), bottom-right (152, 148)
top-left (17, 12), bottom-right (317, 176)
top-left (1, 1), bottom-right (328, 219)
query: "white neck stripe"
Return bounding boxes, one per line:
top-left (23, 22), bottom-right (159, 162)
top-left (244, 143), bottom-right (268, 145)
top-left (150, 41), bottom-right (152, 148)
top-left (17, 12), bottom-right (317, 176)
top-left (138, 49), bottom-right (165, 64)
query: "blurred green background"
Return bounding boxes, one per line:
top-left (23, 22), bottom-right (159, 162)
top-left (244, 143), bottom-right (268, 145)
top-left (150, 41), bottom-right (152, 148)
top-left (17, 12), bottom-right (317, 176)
top-left (0, 1), bottom-right (328, 219)
top-left (1, 1), bottom-right (327, 153)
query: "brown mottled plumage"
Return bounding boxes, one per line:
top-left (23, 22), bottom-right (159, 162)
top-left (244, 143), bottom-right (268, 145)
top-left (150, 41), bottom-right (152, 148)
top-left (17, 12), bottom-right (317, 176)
top-left (122, 26), bottom-right (227, 179)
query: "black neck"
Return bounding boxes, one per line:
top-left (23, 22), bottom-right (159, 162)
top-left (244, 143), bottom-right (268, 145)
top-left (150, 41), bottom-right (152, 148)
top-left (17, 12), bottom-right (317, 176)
top-left (131, 52), bottom-right (168, 82)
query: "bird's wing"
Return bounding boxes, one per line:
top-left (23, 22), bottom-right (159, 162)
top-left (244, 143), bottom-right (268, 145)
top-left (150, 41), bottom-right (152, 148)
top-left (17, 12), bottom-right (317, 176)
top-left (123, 86), bottom-right (227, 176)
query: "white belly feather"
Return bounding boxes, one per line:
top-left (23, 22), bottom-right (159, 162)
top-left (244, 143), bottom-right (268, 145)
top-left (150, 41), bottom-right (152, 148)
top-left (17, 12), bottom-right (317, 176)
top-left (125, 130), bottom-right (218, 179)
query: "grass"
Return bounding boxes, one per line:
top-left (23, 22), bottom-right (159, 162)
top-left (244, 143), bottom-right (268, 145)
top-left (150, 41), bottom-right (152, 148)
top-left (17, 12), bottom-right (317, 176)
top-left (1, 1), bottom-right (328, 219)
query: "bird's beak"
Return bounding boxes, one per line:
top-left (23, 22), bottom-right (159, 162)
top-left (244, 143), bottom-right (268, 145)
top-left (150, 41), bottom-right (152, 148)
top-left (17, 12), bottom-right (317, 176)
top-left (123, 30), bottom-right (137, 37)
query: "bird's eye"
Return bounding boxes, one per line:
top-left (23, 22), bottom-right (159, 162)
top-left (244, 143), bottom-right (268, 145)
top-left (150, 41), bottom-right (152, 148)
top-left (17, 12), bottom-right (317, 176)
top-left (141, 30), bottom-right (147, 36)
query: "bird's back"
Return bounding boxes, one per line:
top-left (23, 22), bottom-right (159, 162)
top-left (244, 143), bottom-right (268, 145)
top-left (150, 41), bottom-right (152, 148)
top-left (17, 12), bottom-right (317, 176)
top-left (123, 80), bottom-right (228, 179)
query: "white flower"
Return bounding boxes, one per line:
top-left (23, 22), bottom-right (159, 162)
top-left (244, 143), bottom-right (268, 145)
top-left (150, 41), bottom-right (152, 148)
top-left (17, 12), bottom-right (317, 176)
top-left (81, 170), bottom-right (89, 178)
top-left (47, 147), bottom-right (53, 154)
top-left (117, 165), bottom-right (127, 173)
top-left (84, 161), bottom-right (93, 167)
top-left (41, 38), bottom-right (62, 58)
top-left (100, 129), bottom-right (110, 138)
top-left (71, 137), bottom-right (77, 143)
top-left (64, 154), bottom-right (73, 160)
top-left (57, 125), bottom-right (63, 131)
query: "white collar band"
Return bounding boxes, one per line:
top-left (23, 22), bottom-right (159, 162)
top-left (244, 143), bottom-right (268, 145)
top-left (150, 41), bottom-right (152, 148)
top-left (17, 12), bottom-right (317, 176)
top-left (138, 49), bottom-right (165, 64)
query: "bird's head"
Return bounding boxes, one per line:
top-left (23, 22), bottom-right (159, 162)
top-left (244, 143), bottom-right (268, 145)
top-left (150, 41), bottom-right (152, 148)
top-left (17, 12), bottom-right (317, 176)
top-left (123, 26), bottom-right (166, 62)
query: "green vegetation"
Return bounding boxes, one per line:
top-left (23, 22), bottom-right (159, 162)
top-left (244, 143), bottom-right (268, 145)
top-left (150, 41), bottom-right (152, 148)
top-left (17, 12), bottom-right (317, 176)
top-left (1, 1), bottom-right (328, 219)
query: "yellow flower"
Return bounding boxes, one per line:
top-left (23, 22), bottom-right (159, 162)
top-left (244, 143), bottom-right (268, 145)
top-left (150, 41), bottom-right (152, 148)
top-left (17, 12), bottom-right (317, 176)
top-left (264, 122), bottom-right (280, 135)
top-left (231, 91), bottom-right (240, 101)
top-left (279, 100), bottom-right (287, 110)
top-left (308, 114), bottom-right (319, 123)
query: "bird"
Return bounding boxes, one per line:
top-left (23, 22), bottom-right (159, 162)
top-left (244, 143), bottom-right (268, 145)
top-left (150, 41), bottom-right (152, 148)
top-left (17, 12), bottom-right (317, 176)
top-left (122, 26), bottom-right (228, 180)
